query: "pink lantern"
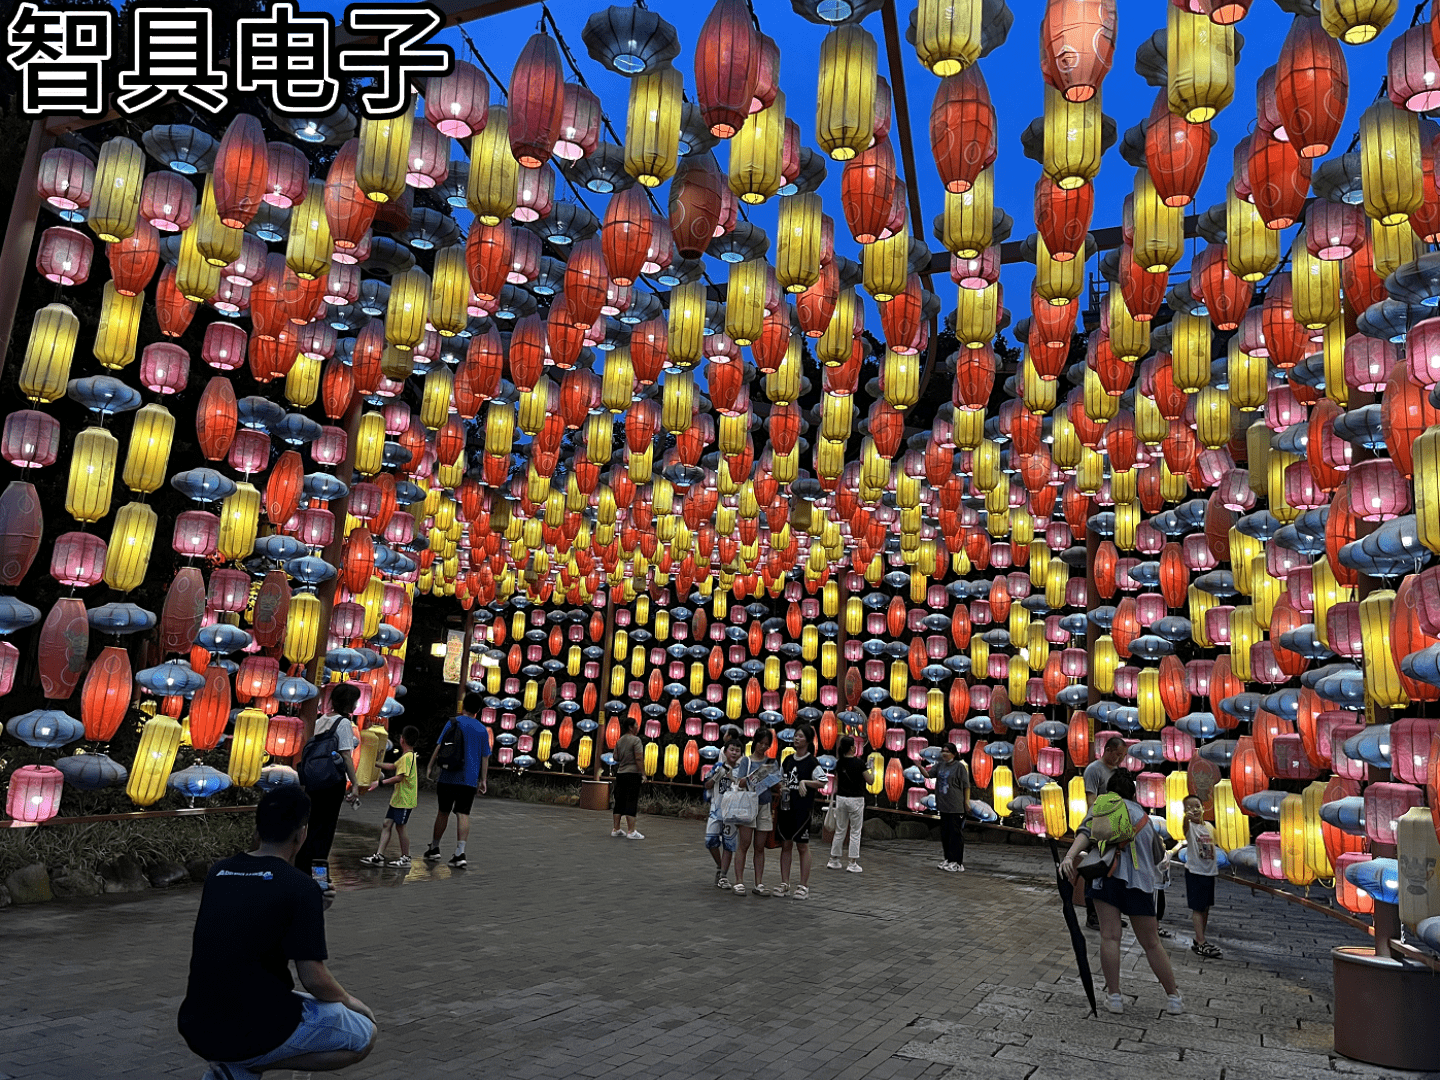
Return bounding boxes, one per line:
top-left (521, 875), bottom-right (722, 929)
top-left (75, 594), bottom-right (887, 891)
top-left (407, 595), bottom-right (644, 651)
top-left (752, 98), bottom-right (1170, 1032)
top-left (312, 425), bottom-right (347, 466)
top-left (50, 531), bottom-right (107, 587)
top-left (202, 321), bottom-right (247, 371)
top-left (1407, 316), bottom-right (1440, 390)
top-left (1192, 448), bottom-right (1234, 489)
top-left (1136, 771), bottom-right (1166, 809)
top-left (1266, 541), bottom-right (1304, 581)
top-left (324, 262), bottom-right (360, 306)
top-left (6, 764), bottom-right (63, 822)
top-left (224, 234), bottom-right (268, 287)
top-left (1136, 593), bottom-right (1166, 627)
top-left (406, 122), bottom-right (449, 188)
top-left (1330, 723), bottom-right (1367, 781)
top-left (383, 513), bottom-right (414, 546)
top-left (1024, 803), bottom-right (1047, 835)
top-left (1065, 578), bottom-right (1088, 608)
top-left (2, 410), bottom-right (60, 468)
top-left (1388, 24), bottom-right (1440, 112)
top-left (37, 147), bottom-right (94, 215)
top-left (1306, 199), bottom-right (1365, 260)
top-left (1345, 335), bottom-right (1398, 392)
top-left (1161, 725), bottom-right (1195, 762)
top-left (35, 226), bottom-right (92, 285)
top-left (1184, 659), bottom-right (1213, 696)
top-left (1265, 384), bottom-right (1307, 432)
top-left (208, 567), bottom-right (252, 612)
top-left (1271, 733), bottom-right (1321, 779)
top-left (1349, 458), bottom-right (1410, 521)
top-left (1250, 641), bottom-right (1286, 685)
top-left (1037, 745), bottom-right (1065, 776)
top-left (1391, 718), bottom-right (1440, 784)
top-left (1046, 521), bottom-right (1072, 550)
top-left (211, 280), bottom-right (250, 315)
top-left (1215, 469), bottom-right (1256, 512)
top-left (990, 543), bottom-right (1012, 568)
top-left (298, 508), bottom-right (335, 547)
top-left (1046, 616), bottom-right (1070, 645)
top-left (1256, 832), bottom-right (1284, 880)
top-left (425, 60), bottom-right (489, 138)
top-left (1326, 602), bottom-right (1363, 658)
top-left (330, 601), bottom-right (366, 640)
top-left (1362, 782), bottom-right (1424, 845)
top-left (172, 511), bottom-right (220, 557)
top-left (298, 321), bottom-right (335, 360)
top-left (1287, 565), bottom-right (1315, 613)
top-left (1204, 605), bottom-right (1234, 644)
top-left (1283, 460), bottom-right (1326, 511)
top-left (1060, 648), bottom-right (1087, 677)
top-left (383, 402), bottom-right (411, 435)
top-left (0, 641), bottom-right (18, 695)
top-left (228, 428), bottom-right (271, 475)
top-left (264, 142), bottom-right (309, 208)
top-left (139, 342), bottom-right (190, 395)
top-left (1113, 666), bottom-right (1139, 698)
top-left (948, 728), bottom-right (971, 753)
top-left (141, 170), bottom-right (195, 231)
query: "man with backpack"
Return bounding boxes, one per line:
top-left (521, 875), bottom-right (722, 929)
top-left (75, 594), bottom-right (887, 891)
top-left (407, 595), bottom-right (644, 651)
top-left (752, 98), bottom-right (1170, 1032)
top-left (423, 692), bottom-right (491, 868)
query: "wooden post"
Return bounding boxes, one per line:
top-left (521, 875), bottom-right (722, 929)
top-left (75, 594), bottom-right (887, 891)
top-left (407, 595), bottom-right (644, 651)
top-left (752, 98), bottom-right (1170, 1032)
top-left (0, 121), bottom-right (54, 372)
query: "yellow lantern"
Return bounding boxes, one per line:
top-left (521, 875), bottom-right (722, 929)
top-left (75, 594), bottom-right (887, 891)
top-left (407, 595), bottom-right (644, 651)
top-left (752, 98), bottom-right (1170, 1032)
top-left (285, 179), bottom-right (331, 280)
top-left (1279, 793), bottom-right (1316, 886)
top-left (1050, 405), bottom-right (1080, 466)
top-left (1302, 779), bottom-right (1333, 879)
top-left (1022, 355), bottom-right (1059, 415)
top-left (357, 108), bottom-right (413, 203)
top-left (1370, 216), bottom-right (1422, 278)
top-left (1226, 182), bottom-right (1280, 281)
top-left (816, 25), bottom-right (877, 160)
top-left (1170, 310), bottom-right (1212, 392)
top-left (914, 0), bottom-right (981, 75)
top-left (667, 279), bottom-right (705, 366)
top-left (122, 403), bottom-right (174, 494)
top-left (94, 281), bottom-right (143, 370)
top-left (817, 286), bottom-right (858, 362)
top-left (126, 714), bottom-right (182, 806)
top-left (386, 267), bottom-right (430, 351)
top-left (89, 136), bottom-right (145, 243)
top-left (939, 168), bottom-right (993, 258)
top-left (66, 426), bottom-right (118, 524)
top-left (862, 227), bottom-right (909, 302)
top-left (578, 734), bottom-right (594, 771)
top-left (102, 501), bottom-right (156, 592)
top-left (1137, 668), bottom-right (1165, 731)
top-left (1133, 169), bottom-right (1184, 273)
top-left (176, 221), bottom-right (222, 301)
top-left (1194, 386), bottom-right (1231, 449)
top-left (970, 634), bottom-right (989, 673)
top-left (468, 105), bottom-right (518, 225)
top-left (777, 192), bottom-right (823, 294)
top-left (218, 481), bottom-right (261, 561)
top-left (1228, 605), bottom-right (1257, 681)
top-left (355, 723), bottom-right (389, 786)
top-left (953, 281), bottom-right (998, 349)
top-left (1360, 99), bottom-right (1422, 226)
top-left (883, 350), bottom-right (920, 411)
top-left (1165, 771), bottom-right (1189, 841)
top-left (19, 303), bottom-right (78, 403)
top-left (1212, 779), bottom-right (1246, 852)
top-left (430, 244), bottom-right (469, 336)
top-left (352, 412), bottom-right (384, 476)
top-left (227, 708), bottom-right (270, 788)
top-left (1321, 0), bottom-right (1398, 45)
top-left (1360, 590), bottom-right (1408, 708)
top-left (866, 751), bottom-right (885, 795)
top-left (602, 348), bottom-right (635, 413)
top-left (1167, 6), bottom-right (1235, 123)
top-left (1041, 782), bottom-right (1068, 837)
top-left (1035, 232), bottom-right (1085, 305)
top-left (1227, 338), bottom-right (1266, 411)
top-left (1290, 231), bottom-right (1340, 330)
top-left (1082, 366), bottom-right (1119, 422)
top-left (626, 62), bottom-right (683, 186)
top-left (730, 89), bottom-right (786, 204)
top-left (991, 765), bottom-right (1014, 815)
top-left (1093, 635), bottom-right (1118, 694)
top-left (726, 257), bottom-right (767, 345)
top-left (285, 353), bottom-right (321, 408)
top-left (1108, 289), bottom-right (1149, 363)
top-left (763, 334), bottom-right (801, 405)
top-left (1068, 775), bottom-right (1088, 831)
top-left (283, 590), bottom-right (322, 663)
top-left (1135, 392), bottom-right (1167, 443)
top-left (194, 174), bottom-right (244, 268)
top-left (1042, 84), bottom-right (1103, 190)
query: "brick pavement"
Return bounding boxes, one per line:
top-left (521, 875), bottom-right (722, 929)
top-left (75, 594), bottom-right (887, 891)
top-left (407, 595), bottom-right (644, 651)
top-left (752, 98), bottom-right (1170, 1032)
top-left (0, 791), bottom-right (1428, 1080)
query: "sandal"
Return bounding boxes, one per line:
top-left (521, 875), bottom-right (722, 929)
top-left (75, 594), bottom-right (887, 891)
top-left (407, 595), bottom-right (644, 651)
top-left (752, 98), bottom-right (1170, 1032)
top-left (794, 885), bottom-right (809, 900)
top-left (774, 882), bottom-right (789, 898)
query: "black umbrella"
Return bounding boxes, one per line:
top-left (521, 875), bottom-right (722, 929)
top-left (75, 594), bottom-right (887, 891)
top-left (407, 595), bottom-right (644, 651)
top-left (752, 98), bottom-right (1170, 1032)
top-left (1049, 837), bottom-right (1097, 1017)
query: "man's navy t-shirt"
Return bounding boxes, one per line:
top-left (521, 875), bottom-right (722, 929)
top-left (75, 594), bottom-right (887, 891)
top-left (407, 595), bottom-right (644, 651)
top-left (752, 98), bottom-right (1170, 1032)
top-left (177, 853), bottom-right (327, 1062)
top-left (437, 713), bottom-right (491, 788)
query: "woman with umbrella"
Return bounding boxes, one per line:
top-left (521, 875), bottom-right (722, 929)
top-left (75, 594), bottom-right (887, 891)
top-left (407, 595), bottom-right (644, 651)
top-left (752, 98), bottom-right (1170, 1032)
top-left (1058, 770), bottom-right (1182, 1017)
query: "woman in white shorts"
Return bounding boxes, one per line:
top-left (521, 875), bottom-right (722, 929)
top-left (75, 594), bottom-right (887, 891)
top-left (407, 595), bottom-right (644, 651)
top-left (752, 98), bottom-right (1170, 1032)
top-left (732, 726), bottom-right (781, 896)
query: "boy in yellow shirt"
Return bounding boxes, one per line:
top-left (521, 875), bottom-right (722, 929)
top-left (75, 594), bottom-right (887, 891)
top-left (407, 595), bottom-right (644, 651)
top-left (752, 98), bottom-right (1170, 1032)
top-left (361, 726), bottom-right (420, 868)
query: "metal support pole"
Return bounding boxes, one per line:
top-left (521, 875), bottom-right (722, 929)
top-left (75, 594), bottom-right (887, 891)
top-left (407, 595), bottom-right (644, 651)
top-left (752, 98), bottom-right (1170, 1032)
top-left (0, 121), bottom-right (54, 372)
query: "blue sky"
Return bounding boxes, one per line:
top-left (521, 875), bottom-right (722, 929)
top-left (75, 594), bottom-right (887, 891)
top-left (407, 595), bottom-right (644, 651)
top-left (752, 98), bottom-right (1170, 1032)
top-left (416, 1), bottom-right (1399, 350)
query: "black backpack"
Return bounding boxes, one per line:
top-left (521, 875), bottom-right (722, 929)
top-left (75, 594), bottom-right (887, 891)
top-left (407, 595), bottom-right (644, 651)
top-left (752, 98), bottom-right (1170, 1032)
top-left (299, 717), bottom-right (346, 790)
top-left (435, 719), bottom-right (467, 775)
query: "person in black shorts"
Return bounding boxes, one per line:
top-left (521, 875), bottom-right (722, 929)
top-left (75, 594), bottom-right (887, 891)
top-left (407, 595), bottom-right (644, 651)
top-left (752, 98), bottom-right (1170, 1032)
top-left (424, 692), bottom-right (490, 868)
top-left (773, 725), bottom-right (828, 900)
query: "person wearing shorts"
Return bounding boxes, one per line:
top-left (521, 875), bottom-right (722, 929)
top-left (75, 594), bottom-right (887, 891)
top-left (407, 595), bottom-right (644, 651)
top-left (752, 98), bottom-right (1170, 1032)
top-left (774, 724), bottom-right (827, 900)
top-left (610, 715), bottom-right (645, 839)
top-left (179, 786), bottom-right (377, 1080)
top-left (424, 692), bottom-right (490, 869)
top-left (1173, 794), bottom-right (1222, 958)
top-left (361, 726), bottom-right (419, 869)
top-left (703, 740), bottom-right (744, 889)
top-left (732, 727), bottom-right (781, 896)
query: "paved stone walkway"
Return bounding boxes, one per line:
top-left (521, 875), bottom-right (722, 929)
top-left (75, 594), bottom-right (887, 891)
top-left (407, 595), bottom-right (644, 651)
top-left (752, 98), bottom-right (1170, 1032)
top-left (0, 791), bottom-right (1427, 1080)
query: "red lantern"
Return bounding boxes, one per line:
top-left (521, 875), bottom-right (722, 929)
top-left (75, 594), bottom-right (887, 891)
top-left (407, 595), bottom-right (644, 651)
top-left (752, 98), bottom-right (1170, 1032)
top-left (509, 34), bottom-right (565, 168)
top-left (140, 170), bottom-right (195, 232)
top-left (1040, 0), bottom-right (1117, 103)
top-left (1145, 93), bottom-right (1210, 208)
top-left (1275, 15), bottom-right (1348, 159)
top-left (841, 137), bottom-right (898, 245)
top-left (695, 0), bottom-right (759, 138)
top-left (35, 225), bottom-right (92, 286)
top-left (602, 185), bottom-right (654, 287)
top-left (324, 140), bottom-right (377, 254)
top-left (213, 114), bottom-right (268, 229)
top-left (1248, 134), bottom-right (1311, 230)
top-left (930, 67), bottom-right (995, 195)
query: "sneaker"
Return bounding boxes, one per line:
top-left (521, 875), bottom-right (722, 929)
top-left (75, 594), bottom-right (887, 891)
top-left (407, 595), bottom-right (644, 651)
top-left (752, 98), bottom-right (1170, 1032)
top-left (448, 853), bottom-right (467, 868)
top-left (386, 855), bottom-right (412, 868)
top-left (793, 885), bottom-right (809, 900)
top-left (716, 877), bottom-right (731, 890)
top-left (611, 828), bottom-right (625, 837)
top-left (714, 869), bottom-right (723, 887)
top-left (1104, 993), bottom-right (1124, 1015)
top-left (774, 882), bottom-right (789, 898)
top-left (733, 882), bottom-right (746, 894)
top-left (826, 858), bottom-right (843, 870)
top-left (422, 846), bottom-right (441, 862)
top-left (941, 862), bottom-right (961, 872)
top-left (1166, 993), bottom-right (1184, 1015)
top-left (955, 864), bottom-right (965, 872)
top-left (751, 883), bottom-right (768, 896)
top-left (360, 853), bottom-right (385, 866)
top-left (846, 862), bottom-right (863, 873)
top-left (626, 830), bottom-right (645, 840)
top-left (1157, 927), bottom-right (1172, 938)
top-left (937, 860), bottom-right (952, 869)
top-left (1192, 941), bottom-right (1223, 959)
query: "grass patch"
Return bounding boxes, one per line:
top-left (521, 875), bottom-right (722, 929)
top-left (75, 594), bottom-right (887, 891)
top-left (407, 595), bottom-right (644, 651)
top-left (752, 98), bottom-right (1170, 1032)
top-left (0, 813), bottom-right (255, 881)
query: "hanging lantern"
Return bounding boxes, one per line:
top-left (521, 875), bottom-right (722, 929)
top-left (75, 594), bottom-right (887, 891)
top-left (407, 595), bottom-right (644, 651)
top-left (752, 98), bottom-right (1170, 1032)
top-left (1167, 5), bottom-right (1236, 123)
top-left (426, 60), bottom-right (489, 138)
top-left (88, 136), bottom-right (145, 243)
top-left (694, 0), bottom-right (760, 139)
top-left (1041, 86), bottom-right (1104, 190)
top-left (817, 25), bottom-right (877, 161)
top-left (102, 502), bottom-right (157, 592)
top-left (1041, 0), bottom-right (1117, 103)
top-left (1360, 99), bottom-right (1423, 226)
top-left (625, 62), bottom-right (683, 187)
top-left (729, 90), bottom-right (786, 204)
top-left (1275, 17), bottom-right (1347, 159)
top-left (510, 34), bottom-right (565, 169)
top-left (468, 106), bottom-right (519, 226)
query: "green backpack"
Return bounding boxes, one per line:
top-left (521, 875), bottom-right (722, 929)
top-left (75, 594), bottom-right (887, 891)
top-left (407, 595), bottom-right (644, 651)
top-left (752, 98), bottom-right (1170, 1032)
top-left (1089, 793), bottom-right (1142, 855)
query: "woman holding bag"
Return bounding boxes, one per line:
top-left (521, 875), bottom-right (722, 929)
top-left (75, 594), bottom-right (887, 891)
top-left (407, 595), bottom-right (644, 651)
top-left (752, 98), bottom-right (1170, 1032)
top-left (731, 727), bottom-right (781, 895)
top-left (774, 725), bottom-right (827, 899)
top-left (827, 736), bottom-right (874, 873)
